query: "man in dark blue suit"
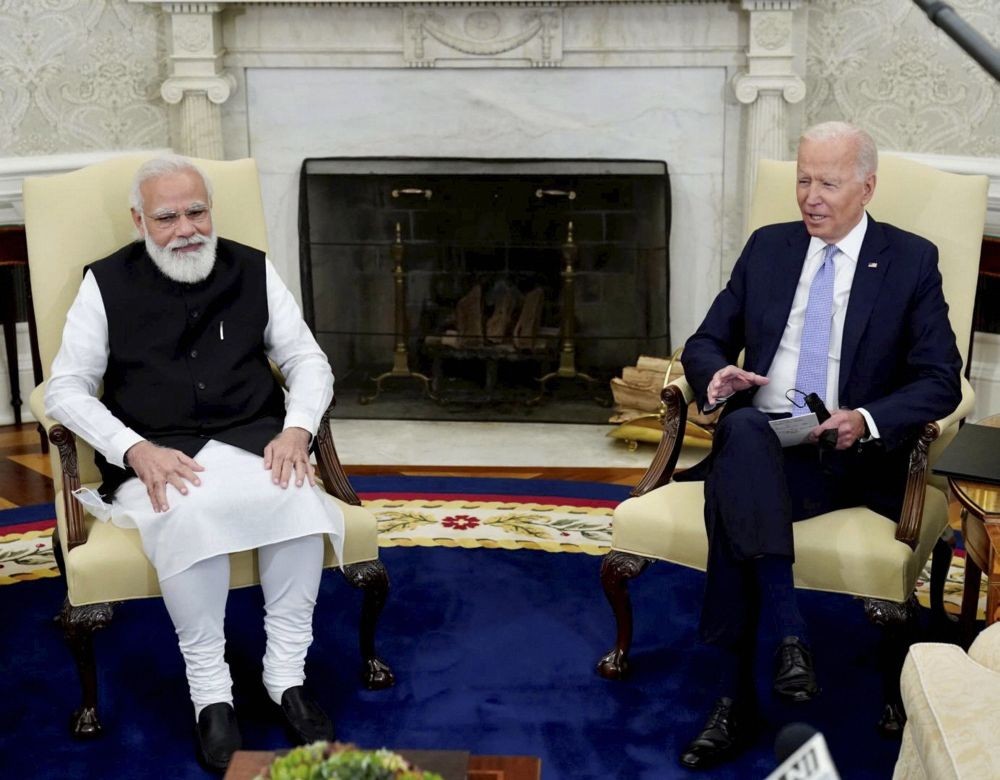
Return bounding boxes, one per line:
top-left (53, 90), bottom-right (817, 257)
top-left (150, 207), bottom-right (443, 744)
top-left (677, 122), bottom-right (962, 769)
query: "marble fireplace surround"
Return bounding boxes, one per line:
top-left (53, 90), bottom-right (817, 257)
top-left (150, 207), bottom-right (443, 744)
top-left (2, 1), bottom-right (999, 427)
top-left (144, 0), bottom-right (812, 346)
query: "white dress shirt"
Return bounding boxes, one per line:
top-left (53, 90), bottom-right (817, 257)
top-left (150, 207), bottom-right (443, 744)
top-left (46, 258), bottom-right (334, 467)
top-left (752, 213), bottom-right (879, 437)
top-left (44, 254), bottom-right (344, 580)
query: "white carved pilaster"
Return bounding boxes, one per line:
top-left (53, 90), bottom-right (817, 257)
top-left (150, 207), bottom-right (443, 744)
top-left (735, 0), bottom-right (806, 210)
top-left (136, 2), bottom-right (234, 158)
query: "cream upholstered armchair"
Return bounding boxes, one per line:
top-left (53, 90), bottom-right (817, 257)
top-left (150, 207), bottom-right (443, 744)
top-left (893, 623), bottom-right (1000, 779)
top-left (597, 155), bottom-right (988, 734)
top-left (23, 154), bottom-right (394, 739)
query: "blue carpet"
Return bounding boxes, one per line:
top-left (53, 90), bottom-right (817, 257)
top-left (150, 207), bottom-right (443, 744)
top-left (0, 478), bottom-right (901, 779)
top-left (350, 474), bottom-right (631, 503)
top-left (0, 501), bottom-right (56, 526)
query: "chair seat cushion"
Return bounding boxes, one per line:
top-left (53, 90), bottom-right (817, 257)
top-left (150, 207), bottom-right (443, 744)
top-left (896, 638), bottom-right (1000, 780)
top-left (61, 486), bottom-right (379, 606)
top-left (612, 480), bottom-right (948, 602)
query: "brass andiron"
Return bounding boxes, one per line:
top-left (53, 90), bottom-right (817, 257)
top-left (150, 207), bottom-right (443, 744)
top-left (359, 221), bottom-right (433, 404)
top-left (529, 221), bottom-right (608, 406)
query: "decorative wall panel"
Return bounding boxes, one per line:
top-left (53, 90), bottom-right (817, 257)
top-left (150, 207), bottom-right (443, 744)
top-left (804, 0), bottom-right (999, 156)
top-left (0, 0), bottom-right (168, 156)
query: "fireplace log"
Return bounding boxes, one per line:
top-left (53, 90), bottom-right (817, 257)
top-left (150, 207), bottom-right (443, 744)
top-left (512, 287), bottom-right (544, 350)
top-left (485, 288), bottom-right (516, 343)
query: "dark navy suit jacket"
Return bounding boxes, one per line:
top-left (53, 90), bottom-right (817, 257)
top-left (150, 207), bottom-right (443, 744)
top-left (682, 215), bottom-right (963, 456)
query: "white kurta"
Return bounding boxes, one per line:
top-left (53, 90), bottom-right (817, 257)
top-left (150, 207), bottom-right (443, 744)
top-left (46, 256), bottom-right (345, 581)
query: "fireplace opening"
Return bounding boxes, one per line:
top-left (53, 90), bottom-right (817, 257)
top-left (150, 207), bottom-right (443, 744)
top-left (299, 158), bottom-right (670, 423)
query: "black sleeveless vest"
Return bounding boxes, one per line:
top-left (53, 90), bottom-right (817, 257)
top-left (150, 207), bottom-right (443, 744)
top-left (87, 237), bottom-right (285, 497)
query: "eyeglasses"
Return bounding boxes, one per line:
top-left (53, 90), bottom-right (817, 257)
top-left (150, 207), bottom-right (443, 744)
top-left (144, 205), bottom-right (211, 229)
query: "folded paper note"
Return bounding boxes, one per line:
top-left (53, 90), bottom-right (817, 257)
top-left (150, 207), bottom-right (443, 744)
top-left (769, 413), bottom-right (820, 447)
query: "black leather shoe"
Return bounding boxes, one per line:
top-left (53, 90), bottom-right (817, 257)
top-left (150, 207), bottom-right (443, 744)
top-left (773, 636), bottom-right (820, 702)
top-left (195, 702), bottom-right (242, 773)
top-left (279, 686), bottom-right (335, 744)
top-left (679, 697), bottom-right (750, 770)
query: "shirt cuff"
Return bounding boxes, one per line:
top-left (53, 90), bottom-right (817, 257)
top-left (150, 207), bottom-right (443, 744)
top-left (109, 428), bottom-right (146, 469)
top-left (283, 413), bottom-right (318, 440)
top-left (856, 407), bottom-right (880, 441)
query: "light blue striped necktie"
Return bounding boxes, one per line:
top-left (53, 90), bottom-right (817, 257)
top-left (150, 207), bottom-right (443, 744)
top-left (793, 243), bottom-right (838, 416)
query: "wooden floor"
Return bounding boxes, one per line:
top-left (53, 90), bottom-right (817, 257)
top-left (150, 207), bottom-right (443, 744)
top-left (0, 424), bottom-right (54, 508)
top-left (0, 423), bottom-right (646, 509)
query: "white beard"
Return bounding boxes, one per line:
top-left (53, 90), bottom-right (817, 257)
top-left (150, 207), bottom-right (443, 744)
top-left (144, 230), bottom-right (218, 284)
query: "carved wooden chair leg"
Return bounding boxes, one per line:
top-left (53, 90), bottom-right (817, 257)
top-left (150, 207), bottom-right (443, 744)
top-left (597, 550), bottom-right (651, 679)
top-left (864, 595), bottom-right (919, 738)
top-left (342, 560), bottom-right (395, 690)
top-left (959, 553), bottom-right (983, 650)
top-left (56, 598), bottom-right (115, 738)
top-left (928, 535), bottom-right (959, 640)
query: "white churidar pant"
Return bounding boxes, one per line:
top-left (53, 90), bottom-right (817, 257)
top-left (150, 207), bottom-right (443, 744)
top-left (159, 534), bottom-right (325, 715)
top-left (73, 439), bottom-right (343, 716)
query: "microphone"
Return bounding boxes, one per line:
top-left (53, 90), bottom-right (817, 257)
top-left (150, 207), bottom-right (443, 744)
top-left (912, 0), bottom-right (1000, 82)
top-left (764, 723), bottom-right (841, 780)
top-left (803, 393), bottom-right (838, 450)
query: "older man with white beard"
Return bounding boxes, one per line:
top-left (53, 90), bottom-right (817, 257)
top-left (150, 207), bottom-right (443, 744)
top-left (45, 155), bottom-right (342, 773)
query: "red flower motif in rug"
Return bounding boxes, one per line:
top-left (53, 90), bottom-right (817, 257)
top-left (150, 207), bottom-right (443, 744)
top-left (440, 514), bottom-right (480, 530)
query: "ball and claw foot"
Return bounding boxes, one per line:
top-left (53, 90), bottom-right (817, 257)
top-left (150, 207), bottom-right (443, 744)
top-left (597, 649), bottom-right (629, 679)
top-left (363, 657), bottom-right (395, 689)
top-left (70, 706), bottom-right (103, 739)
top-left (878, 702), bottom-right (906, 738)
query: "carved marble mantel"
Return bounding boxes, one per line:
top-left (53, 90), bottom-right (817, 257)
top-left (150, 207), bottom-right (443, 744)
top-left (133, 0), bottom-right (808, 199)
top-left (123, 0), bottom-right (814, 347)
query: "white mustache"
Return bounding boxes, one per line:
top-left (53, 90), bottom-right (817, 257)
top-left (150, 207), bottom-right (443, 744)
top-left (168, 234), bottom-right (208, 250)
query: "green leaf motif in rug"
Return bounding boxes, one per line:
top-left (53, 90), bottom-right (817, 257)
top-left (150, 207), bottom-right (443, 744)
top-left (365, 499), bottom-right (614, 555)
top-left (375, 510), bottom-right (440, 534)
top-left (0, 528), bottom-right (60, 585)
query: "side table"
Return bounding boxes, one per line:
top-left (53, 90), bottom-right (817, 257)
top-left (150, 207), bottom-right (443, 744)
top-left (953, 415), bottom-right (1000, 645)
top-left (0, 225), bottom-right (45, 450)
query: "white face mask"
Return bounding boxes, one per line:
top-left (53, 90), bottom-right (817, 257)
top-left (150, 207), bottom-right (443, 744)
top-left (142, 224), bottom-right (218, 284)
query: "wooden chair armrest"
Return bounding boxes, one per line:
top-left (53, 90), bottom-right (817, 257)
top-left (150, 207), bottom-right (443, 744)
top-left (631, 377), bottom-right (694, 497)
top-left (895, 382), bottom-right (974, 548)
top-left (30, 383), bottom-right (89, 549)
top-left (315, 397), bottom-right (361, 506)
top-left (49, 423), bottom-right (88, 550)
top-left (270, 367), bottom-right (358, 504)
top-left (895, 422), bottom-right (941, 548)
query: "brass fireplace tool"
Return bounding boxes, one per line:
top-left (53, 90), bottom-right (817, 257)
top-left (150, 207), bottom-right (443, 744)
top-left (359, 215), bottom-right (434, 404)
top-left (529, 221), bottom-right (608, 406)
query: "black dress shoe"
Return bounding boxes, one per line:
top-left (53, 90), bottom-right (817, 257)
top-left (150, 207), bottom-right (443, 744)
top-left (195, 702), bottom-right (242, 773)
top-left (279, 685), bottom-right (335, 744)
top-left (773, 636), bottom-right (820, 702)
top-left (679, 697), bottom-right (750, 770)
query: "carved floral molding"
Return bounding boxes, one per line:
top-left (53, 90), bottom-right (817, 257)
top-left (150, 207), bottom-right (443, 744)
top-left (404, 7), bottom-right (562, 66)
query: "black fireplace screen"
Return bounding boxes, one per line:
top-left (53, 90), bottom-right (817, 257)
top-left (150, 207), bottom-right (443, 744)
top-left (299, 158), bottom-right (670, 423)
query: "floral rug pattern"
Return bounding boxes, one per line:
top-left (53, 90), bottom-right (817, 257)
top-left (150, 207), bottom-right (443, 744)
top-left (0, 527), bottom-right (59, 585)
top-left (0, 498), bottom-right (989, 622)
top-left (368, 498), bottom-right (613, 555)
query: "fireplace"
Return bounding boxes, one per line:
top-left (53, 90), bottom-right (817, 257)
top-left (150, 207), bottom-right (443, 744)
top-left (300, 158), bottom-right (670, 422)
